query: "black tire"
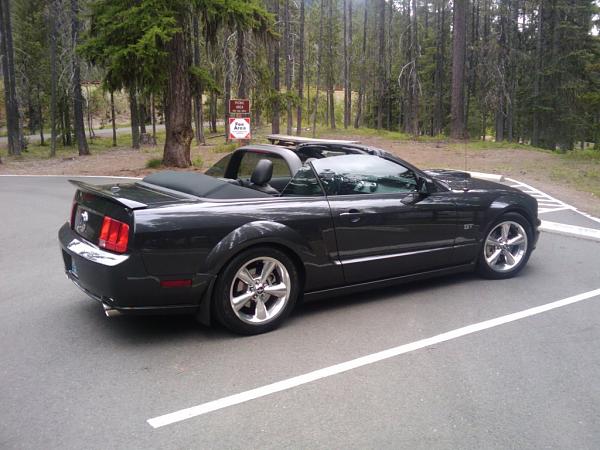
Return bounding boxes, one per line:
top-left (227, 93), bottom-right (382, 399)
top-left (213, 246), bottom-right (300, 335)
top-left (477, 212), bottom-right (533, 280)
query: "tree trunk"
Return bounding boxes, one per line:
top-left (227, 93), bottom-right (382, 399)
top-left (406, 0), bottom-right (419, 135)
top-left (377, 0), bottom-right (386, 129)
top-left (433, 0), bottom-right (445, 135)
top-left (312, 0), bottom-right (325, 137)
top-left (327, 0), bottom-right (336, 129)
top-left (49, 0), bottom-right (58, 156)
top-left (192, 14), bottom-right (205, 145)
top-left (151, 93), bottom-right (156, 141)
top-left (224, 34), bottom-right (232, 143)
top-left (162, 30), bottom-right (193, 167)
top-left (284, 0), bottom-right (292, 134)
top-left (139, 98), bottom-right (147, 134)
top-left (110, 91), bottom-right (117, 146)
top-left (343, 0), bottom-right (349, 128)
top-left (354, 5), bottom-right (367, 128)
top-left (129, 89), bottom-right (140, 148)
top-left (37, 87), bottom-right (44, 145)
top-left (271, 0), bottom-right (280, 134)
top-left (71, 0), bottom-right (89, 155)
top-left (85, 85), bottom-right (95, 140)
top-left (296, 0), bottom-right (305, 135)
top-left (0, 0), bottom-right (22, 156)
top-left (531, 2), bottom-right (543, 147)
top-left (210, 91), bottom-right (217, 133)
top-left (450, 0), bottom-right (466, 139)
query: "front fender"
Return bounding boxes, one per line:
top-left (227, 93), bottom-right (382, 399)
top-left (485, 194), bottom-right (537, 233)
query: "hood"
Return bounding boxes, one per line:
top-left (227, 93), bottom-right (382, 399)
top-left (424, 169), bottom-right (519, 193)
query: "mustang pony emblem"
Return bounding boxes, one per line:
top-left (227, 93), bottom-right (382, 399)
top-left (75, 210), bottom-right (88, 234)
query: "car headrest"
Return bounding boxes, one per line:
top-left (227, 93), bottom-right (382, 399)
top-left (251, 159), bottom-right (274, 186)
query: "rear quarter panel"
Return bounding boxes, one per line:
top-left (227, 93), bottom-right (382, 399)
top-left (133, 197), bottom-right (343, 292)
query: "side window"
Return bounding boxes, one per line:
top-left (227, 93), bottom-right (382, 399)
top-left (281, 165), bottom-right (324, 197)
top-left (313, 155), bottom-right (419, 196)
top-left (204, 153), bottom-right (232, 178)
top-left (238, 152), bottom-right (291, 179)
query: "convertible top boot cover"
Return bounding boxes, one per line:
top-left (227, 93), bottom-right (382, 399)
top-left (141, 171), bottom-right (270, 199)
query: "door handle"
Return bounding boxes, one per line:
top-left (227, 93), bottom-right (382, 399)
top-left (340, 209), bottom-right (362, 223)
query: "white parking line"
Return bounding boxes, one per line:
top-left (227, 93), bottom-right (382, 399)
top-left (505, 177), bottom-right (573, 215)
top-left (147, 287), bottom-right (600, 429)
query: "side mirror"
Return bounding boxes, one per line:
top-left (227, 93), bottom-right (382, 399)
top-left (416, 176), bottom-right (432, 195)
top-left (401, 192), bottom-right (421, 205)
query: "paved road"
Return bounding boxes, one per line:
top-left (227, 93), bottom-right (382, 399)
top-left (1, 176), bottom-right (600, 449)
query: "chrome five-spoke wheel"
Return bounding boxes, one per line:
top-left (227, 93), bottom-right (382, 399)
top-left (484, 220), bottom-right (528, 273)
top-left (229, 257), bottom-right (291, 325)
top-left (215, 247), bottom-right (298, 334)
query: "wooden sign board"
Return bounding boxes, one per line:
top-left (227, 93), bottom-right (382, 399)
top-left (229, 99), bottom-right (250, 114)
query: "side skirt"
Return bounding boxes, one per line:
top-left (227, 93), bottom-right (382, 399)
top-left (302, 263), bottom-right (476, 302)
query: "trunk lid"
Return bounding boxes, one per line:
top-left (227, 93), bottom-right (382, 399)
top-left (69, 180), bottom-right (191, 245)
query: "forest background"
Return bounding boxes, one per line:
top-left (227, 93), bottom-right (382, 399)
top-left (0, 0), bottom-right (600, 213)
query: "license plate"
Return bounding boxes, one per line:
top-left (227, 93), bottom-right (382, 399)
top-left (71, 259), bottom-right (78, 277)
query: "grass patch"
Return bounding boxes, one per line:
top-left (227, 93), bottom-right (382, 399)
top-left (315, 126), bottom-right (411, 141)
top-left (192, 155), bottom-right (203, 168)
top-left (145, 157), bottom-right (162, 169)
top-left (449, 140), bottom-right (532, 151)
top-left (561, 148), bottom-right (600, 162)
top-left (0, 131), bottom-right (166, 162)
top-left (210, 142), bottom-right (239, 154)
top-left (550, 164), bottom-right (600, 198)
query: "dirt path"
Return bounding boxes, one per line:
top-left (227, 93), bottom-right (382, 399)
top-left (2, 133), bottom-right (599, 217)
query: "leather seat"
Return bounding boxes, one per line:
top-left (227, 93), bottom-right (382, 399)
top-left (248, 159), bottom-right (279, 195)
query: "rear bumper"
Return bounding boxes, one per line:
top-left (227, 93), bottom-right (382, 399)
top-left (58, 223), bottom-right (214, 314)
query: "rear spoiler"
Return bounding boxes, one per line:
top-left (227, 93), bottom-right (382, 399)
top-left (68, 180), bottom-right (148, 209)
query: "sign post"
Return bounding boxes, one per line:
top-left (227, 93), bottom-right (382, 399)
top-left (228, 99), bottom-right (251, 143)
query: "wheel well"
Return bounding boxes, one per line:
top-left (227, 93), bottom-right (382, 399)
top-left (501, 207), bottom-right (534, 229)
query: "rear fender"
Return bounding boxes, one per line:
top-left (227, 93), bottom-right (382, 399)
top-left (205, 220), bottom-right (314, 275)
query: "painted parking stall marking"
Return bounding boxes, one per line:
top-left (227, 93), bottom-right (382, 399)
top-left (147, 287), bottom-right (600, 429)
top-left (506, 177), bottom-right (573, 214)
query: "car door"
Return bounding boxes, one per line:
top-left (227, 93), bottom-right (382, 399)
top-left (311, 155), bottom-right (457, 284)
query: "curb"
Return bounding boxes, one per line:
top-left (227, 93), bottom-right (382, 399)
top-left (540, 220), bottom-right (600, 243)
top-left (466, 171), bottom-right (505, 182)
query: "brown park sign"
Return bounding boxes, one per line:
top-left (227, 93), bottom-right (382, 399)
top-left (229, 99), bottom-right (250, 114)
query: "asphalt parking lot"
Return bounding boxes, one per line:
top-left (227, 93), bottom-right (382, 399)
top-left (1, 176), bottom-right (600, 449)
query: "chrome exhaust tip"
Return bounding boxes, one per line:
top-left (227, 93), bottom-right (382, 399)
top-left (103, 303), bottom-right (121, 318)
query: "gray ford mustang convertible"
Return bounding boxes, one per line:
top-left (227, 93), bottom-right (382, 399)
top-left (59, 144), bottom-right (540, 334)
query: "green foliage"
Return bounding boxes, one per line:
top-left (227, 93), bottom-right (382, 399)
top-left (190, 66), bottom-right (221, 94)
top-left (146, 157), bottom-right (163, 168)
top-left (211, 142), bottom-right (239, 153)
top-left (80, 0), bottom-right (178, 93)
top-left (192, 155), bottom-right (204, 167)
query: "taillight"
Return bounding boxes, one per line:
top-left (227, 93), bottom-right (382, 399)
top-left (98, 216), bottom-right (130, 253)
